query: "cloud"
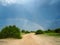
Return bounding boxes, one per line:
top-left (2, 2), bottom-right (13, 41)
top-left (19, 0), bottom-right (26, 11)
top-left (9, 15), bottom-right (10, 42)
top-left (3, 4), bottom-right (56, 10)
top-left (0, 0), bottom-right (59, 6)
top-left (6, 18), bottom-right (44, 30)
top-left (0, 0), bottom-right (59, 30)
top-left (0, 0), bottom-right (34, 6)
top-left (0, 0), bottom-right (16, 6)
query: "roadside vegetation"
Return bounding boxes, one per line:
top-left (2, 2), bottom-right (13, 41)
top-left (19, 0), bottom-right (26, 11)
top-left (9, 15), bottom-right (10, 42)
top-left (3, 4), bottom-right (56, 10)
top-left (0, 25), bottom-right (30, 39)
top-left (0, 25), bottom-right (60, 39)
top-left (0, 25), bottom-right (22, 39)
top-left (35, 30), bottom-right (44, 35)
top-left (21, 30), bottom-right (30, 34)
top-left (35, 28), bottom-right (60, 37)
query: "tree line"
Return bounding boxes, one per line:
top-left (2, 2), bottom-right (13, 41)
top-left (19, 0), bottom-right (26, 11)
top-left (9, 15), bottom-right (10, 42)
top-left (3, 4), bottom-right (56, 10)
top-left (35, 28), bottom-right (60, 35)
top-left (0, 25), bottom-right (60, 39)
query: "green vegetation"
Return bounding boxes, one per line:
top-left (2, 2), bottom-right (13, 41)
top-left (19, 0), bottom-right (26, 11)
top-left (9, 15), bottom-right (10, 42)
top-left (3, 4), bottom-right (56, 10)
top-left (30, 31), bottom-right (35, 33)
top-left (35, 28), bottom-right (60, 37)
top-left (0, 25), bottom-right (60, 39)
top-left (25, 31), bottom-right (30, 34)
top-left (54, 28), bottom-right (60, 33)
top-left (45, 33), bottom-right (60, 37)
top-left (22, 30), bottom-right (26, 33)
top-left (45, 29), bottom-right (54, 33)
top-left (35, 30), bottom-right (44, 35)
top-left (21, 30), bottom-right (30, 34)
top-left (44, 28), bottom-right (60, 37)
top-left (0, 25), bottom-right (22, 39)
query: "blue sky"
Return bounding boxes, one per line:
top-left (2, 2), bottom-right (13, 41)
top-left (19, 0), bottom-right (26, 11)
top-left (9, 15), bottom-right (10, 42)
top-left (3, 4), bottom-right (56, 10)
top-left (0, 0), bottom-right (60, 30)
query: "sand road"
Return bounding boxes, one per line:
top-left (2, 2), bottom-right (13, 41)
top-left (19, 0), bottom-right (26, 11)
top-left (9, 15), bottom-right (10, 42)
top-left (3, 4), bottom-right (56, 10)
top-left (0, 33), bottom-right (60, 45)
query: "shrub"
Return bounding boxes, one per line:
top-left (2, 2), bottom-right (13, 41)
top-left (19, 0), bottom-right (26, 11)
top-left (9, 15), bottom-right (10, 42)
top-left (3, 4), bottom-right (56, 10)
top-left (35, 30), bottom-right (44, 34)
top-left (25, 31), bottom-right (30, 34)
top-left (54, 28), bottom-right (60, 33)
top-left (45, 29), bottom-right (54, 33)
top-left (21, 30), bottom-right (26, 33)
top-left (30, 31), bottom-right (35, 33)
top-left (0, 25), bottom-right (22, 39)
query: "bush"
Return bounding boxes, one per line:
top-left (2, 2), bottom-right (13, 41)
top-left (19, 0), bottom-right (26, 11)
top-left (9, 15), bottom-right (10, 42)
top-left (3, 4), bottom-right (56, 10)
top-left (25, 31), bottom-right (30, 34)
top-left (21, 30), bottom-right (26, 33)
top-left (21, 30), bottom-right (30, 34)
top-left (54, 28), bottom-right (60, 33)
top-left (45, 29), bottom-right (54, 33)
top-left (30, 31), bottom-right (35, 33)
top-left (35, 30), bottom-right (44, 34)
top-left (0, 25), bottom-right (22, 39)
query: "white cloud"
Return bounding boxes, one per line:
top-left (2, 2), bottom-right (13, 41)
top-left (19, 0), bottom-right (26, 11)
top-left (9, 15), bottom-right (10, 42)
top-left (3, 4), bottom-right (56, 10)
top-left (0, 0), bottom-right (34, 6)
top-left (0, 0), bottom-right (16, 6)
top-left (0, 0), bottom-right (60, 6)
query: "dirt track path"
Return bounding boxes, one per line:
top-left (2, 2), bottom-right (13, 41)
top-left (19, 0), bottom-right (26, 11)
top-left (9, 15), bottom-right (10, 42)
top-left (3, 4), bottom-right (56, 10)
top-left (0, 33), bottom-right (59, 45)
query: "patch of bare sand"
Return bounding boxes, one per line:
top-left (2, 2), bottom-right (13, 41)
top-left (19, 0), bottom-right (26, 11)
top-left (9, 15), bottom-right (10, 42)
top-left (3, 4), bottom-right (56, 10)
top-left (37, 34), bottom-right (60, 45)
top-left (0, 33), bottom-right (60, 45)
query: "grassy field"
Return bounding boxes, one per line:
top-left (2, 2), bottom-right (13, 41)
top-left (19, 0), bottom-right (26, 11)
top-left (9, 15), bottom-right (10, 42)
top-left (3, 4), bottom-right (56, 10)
top-left (44, 33), bottom-right (60, 37)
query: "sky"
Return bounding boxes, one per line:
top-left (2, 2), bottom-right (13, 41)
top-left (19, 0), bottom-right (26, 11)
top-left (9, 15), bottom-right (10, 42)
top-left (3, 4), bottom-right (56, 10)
top-left (0, 0), bottom-right (60, 30)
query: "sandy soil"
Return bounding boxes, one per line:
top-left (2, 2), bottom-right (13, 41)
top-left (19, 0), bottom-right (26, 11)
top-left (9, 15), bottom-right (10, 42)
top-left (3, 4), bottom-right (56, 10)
top-left (0, 33), bottom-right (60, 45)
top-left (37, 34), bottom-right (60, 45)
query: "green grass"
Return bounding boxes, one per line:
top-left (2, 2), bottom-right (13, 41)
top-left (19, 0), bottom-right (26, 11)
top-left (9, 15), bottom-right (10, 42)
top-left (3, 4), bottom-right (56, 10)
top-left (45, 33), bottom-right (60, 37)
